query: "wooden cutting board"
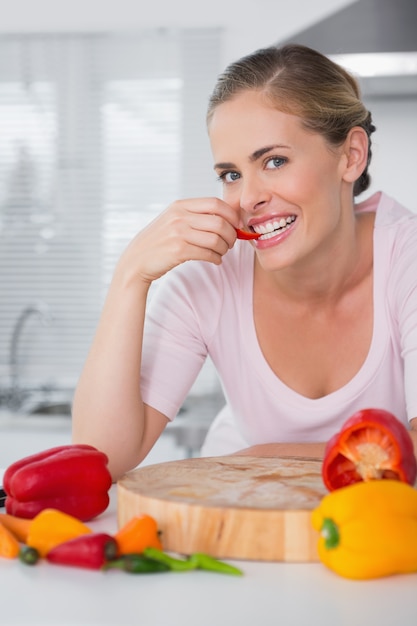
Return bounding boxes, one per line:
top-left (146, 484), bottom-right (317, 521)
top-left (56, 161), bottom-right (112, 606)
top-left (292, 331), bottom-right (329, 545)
top-left (117, 455), bottom-right (327, 562)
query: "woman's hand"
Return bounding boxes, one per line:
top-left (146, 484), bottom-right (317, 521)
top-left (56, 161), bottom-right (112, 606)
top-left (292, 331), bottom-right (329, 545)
top-left (118, 197), bottom-right (239, 285)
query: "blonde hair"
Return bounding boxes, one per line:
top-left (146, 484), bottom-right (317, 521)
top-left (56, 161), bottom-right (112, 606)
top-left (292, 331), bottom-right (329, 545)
top-left (207, 44), bottom-right (375, 196)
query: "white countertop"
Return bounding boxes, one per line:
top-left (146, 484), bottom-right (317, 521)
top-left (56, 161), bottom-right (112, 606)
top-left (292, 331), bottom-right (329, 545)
top-left (1, 415), bottom-right (417, 626)
top-left (1, 482), bottom-right (417, 626)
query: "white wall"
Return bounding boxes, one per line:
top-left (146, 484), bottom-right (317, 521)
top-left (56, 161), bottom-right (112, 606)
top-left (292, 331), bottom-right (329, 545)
top-left (0, 0), bottom-right (415, 210)
top-left (364, 96), bottom-right (417, 211)
top-left (0, 0), bottom-right (355, 65)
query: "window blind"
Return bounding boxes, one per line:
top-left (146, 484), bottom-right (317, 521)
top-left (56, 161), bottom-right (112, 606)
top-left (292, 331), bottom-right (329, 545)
top-left (0, 29), bottom-right (222, 400)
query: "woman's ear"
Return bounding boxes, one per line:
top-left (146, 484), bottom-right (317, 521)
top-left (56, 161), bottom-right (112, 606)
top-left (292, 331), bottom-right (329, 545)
top-left (341, 127), bottom-right (369, 183)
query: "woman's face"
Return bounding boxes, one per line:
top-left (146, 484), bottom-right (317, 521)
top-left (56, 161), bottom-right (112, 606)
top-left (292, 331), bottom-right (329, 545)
top-left (209, 90), bottom-right (351, 272)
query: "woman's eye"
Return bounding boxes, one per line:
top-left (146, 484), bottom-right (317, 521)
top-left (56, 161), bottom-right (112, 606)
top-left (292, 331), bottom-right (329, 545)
top-left (265, 156), bottom-right (287, 170)
top-left (218, 171), bottom-right (240, 184)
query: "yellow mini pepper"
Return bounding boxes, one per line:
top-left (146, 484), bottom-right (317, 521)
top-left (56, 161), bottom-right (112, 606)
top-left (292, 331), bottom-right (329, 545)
top-left (311, 479), bottom-right (417, 580)
top-left (26, 509), bottom-right (92, 558)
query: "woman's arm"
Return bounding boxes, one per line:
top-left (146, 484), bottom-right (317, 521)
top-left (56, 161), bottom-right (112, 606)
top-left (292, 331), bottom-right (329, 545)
top-left (72, 198), bottom-right (239, 480)
top-left (237, 419), bottom-right (417, 463)
top-left (72, 270), bottom-right (154, 481)
top-left (234, 442), bottom-right (326, 460)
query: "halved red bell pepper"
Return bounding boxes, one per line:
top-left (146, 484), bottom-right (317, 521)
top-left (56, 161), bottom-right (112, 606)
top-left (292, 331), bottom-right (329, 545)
top-left (322, 408), bottom-right (417, 491)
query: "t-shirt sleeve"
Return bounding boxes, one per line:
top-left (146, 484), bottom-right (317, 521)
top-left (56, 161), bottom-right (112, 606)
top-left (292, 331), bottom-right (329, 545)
top-left (140, 262), bottom-right (223, 420)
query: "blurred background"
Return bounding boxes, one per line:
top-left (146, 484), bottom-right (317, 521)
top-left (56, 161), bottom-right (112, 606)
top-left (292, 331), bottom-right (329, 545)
top-left (0, 0), bottom-right (416, 463)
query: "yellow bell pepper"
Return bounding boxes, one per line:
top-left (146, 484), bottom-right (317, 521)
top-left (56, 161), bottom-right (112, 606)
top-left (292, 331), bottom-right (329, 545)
top-left (311, 479), bottom-right (417, 580)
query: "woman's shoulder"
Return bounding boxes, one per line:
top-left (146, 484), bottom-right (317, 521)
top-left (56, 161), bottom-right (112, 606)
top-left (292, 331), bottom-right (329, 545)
top-left (369, 193), bottom-right (417, 295)
top-left (357, 191), bottom-right (417, 228)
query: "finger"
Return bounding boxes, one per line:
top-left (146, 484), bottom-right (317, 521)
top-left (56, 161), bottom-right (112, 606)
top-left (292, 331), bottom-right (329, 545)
top-left (188, 229), bottom-right (231, 257)
top-left (174, 197), bottom-right (240, 229)
top-left (179, 241), bottom-right (226, 266)
top-left (187, 213), bottom-right (237, 249)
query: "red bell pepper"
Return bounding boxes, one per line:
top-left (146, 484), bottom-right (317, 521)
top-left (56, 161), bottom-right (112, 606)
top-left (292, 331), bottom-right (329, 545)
top-left (322, 408), bottom-right (417, 491)
top-left (46, 533), bottom-right (118, 569)
top-left (3, 445), bottom-right (112, 521)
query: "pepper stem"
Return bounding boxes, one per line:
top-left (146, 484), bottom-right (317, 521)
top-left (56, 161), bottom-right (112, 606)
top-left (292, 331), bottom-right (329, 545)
top-left (321, 518), bottom-right (340, 549)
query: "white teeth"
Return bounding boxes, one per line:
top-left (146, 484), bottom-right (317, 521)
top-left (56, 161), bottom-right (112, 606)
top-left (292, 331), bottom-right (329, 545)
top-left (253, 215), bottom-right (296, 238)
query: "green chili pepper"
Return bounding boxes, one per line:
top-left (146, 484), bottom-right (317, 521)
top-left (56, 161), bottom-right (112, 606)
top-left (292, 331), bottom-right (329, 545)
top-left (143, 547), bottom-right (243, 576)
top-left (143, 547), bottom-right (197, 571)
top-left (192, 553), bottom-right (243, 576)
top-left (102, 553), bottom-right (170, 574)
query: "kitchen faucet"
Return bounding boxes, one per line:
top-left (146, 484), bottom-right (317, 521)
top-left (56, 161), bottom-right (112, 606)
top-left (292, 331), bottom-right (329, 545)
top-left (8, 303), bottom-right (53, 410)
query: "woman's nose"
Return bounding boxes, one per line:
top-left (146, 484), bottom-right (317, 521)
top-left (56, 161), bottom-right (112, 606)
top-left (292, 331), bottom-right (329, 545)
top-left (239, 174), bottom-right (270, 213)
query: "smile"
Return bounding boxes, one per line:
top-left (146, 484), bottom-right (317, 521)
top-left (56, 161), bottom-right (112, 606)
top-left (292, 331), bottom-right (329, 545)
top-left (252, 216), bottom-right (296, 240)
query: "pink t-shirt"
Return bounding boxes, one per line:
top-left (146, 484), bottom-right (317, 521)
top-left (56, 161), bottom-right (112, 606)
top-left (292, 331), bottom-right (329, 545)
top-left (141, 192), bottom-right (417, 455)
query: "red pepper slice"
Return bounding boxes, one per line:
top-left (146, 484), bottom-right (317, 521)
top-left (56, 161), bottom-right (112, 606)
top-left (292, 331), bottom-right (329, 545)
top-left (235, 228), bottom-right (260, 240)
top-left (322, 408), bottom-right (417, 491)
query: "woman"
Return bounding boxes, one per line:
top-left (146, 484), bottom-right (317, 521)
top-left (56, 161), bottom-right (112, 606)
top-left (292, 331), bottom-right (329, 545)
top-left (72, 44), bottom-right (417, 480)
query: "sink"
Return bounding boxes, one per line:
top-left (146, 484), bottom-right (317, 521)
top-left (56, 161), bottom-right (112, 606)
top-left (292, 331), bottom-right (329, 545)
top-left (4, 390), bottom-right (74, 418)
top-left (166, 391), bottom-right (225, 457)
top-left (28, 402), bottom-right (72, 416)
top-left (0, 389), bottom-right (225, 459)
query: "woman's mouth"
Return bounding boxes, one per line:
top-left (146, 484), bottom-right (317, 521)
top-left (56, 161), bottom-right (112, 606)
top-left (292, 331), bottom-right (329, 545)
top-left (252, 215), bottom-right (296, 240)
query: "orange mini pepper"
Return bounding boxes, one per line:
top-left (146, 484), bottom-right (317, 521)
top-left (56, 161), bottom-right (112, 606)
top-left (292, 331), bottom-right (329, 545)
top-left (115, 515), bottom-right (162, 555)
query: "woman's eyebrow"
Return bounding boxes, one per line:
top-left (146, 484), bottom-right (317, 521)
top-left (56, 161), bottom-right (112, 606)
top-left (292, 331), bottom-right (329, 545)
top-left (214, 144), bottom-right (290, 170)
top-left (213, 160), bottom-right (235, 171)
top-left (250, 144), bottom-right (290, 162)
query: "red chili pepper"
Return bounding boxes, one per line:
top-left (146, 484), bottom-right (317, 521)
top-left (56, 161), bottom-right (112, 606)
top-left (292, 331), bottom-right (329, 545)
top-left (235, 228), bottom-right (260, 240)
top-left (322, 408), bottom-right (417, 491)
top-left (46, 533), bottom-right (118, 569)
top-left (3, 445), bottom-right (112, 521)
